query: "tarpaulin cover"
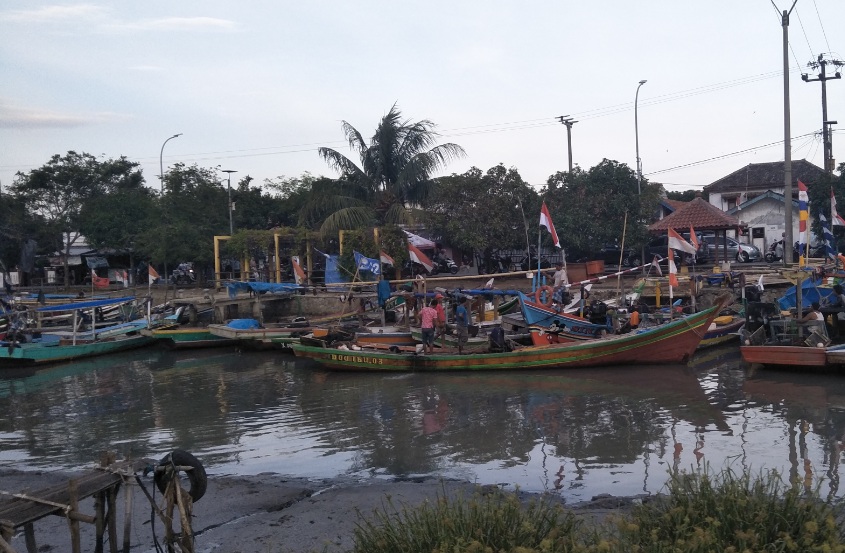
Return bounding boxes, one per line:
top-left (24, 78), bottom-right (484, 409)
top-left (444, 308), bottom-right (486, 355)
top-left (226, 318), bottom-right (261, 330)
top-left (403, 231), bottom-right (436, 249)
top-left (226, 281), bottom-right (300, 298)
top-left (776, 278), bottom-right (835, 310)
top-left (36, 296), bottom-right (136, 312)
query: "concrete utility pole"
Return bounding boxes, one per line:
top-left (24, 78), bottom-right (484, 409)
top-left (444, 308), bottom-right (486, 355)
top-left (557, 115), bottom-right (577, 172)
top-left (777, 1), bottom-right (797, 265)
top-left (802, 53), bottom-right (843, 173)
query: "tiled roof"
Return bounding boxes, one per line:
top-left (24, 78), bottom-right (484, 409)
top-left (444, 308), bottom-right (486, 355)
top-left (703, 159), bottom-right (825, 193)
top-left (663, 199), bottom-right (688, 211)
top-left (648, 197), bottom-right (740, 232)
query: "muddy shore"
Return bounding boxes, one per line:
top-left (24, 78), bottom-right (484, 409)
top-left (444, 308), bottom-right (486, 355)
top-left (1, 468), bottom-right (638, 553)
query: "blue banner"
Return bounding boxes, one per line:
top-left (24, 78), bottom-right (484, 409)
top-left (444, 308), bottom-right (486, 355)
top-left (820, 214), bottom-right (836, 259)
top-left (353, 251), bottom-right (381, 275)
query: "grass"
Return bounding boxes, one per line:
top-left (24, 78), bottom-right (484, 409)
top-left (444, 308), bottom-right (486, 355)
top-left (350, 467), bottom-right (845, 553)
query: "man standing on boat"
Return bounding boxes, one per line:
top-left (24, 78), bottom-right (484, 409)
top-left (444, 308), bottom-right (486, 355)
top-left (433, 292), bottom-right (449, 347)
top-left (419, 299), bottom-right (438, 355)
top-left (455, 296), bottom-right (470, 354)
top-left (552, 262), bottom-right (569, 288)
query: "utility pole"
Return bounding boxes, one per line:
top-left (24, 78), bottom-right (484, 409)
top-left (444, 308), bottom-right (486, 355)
top-left (802, 53), bottom-right (843, 173)
top-left (557, 115), bottom-right (577, 172)
top-left (777, 1), bottom-right (797, 265)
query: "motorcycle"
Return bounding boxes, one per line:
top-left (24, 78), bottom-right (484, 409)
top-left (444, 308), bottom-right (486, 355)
top-left (170, 263), bottom-right (196, 285)
top-left (764, 240), bottom-right (785, 263)
top-left (431, 255), bottom-right (459, 275)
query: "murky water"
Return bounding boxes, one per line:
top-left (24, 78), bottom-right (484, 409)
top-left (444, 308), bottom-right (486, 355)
top-left (2, 345), bottom-right (844, 502)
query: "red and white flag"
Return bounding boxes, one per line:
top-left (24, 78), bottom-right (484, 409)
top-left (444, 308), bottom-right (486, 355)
top-left (148, 265), bottom-right (160, 281)
top-left (380, 251), bottom-right (394, 266)
top-left (539, 202), bottom-right (561, 248)
top-left (651, 255), bottom-right (663, 276)
top-left (689, 226), bottom-right (699, 250)
top-left (291, 256), bottom-right (306, 285)
top-left (668, 228), bottom-right (697, 255)
top-left (408, 243), bottom-right (434, 272)
top-left (667, 249), bottom-right (679, 288)
top-left (832, 188), bottom-right (845, 226)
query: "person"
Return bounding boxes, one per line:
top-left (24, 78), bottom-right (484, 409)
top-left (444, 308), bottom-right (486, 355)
top-left (629, 306), bottom-right (640, 329)
top-left (433, 293), bottom-right (450, 346)
top-left (455, 296), bottom-right (471, 354)
top-left (377, 275), bottom-right (392, 324)
top-left (489, 322), bottom-right (507, 353)
top-left (829, 284), bottom-right (845, 308)
top-left (419, 299), bottom-right (439, 354)
top-left (552, 262), bottom-right (569, 288)
top-left (799, 302), bottom-right (824, 324)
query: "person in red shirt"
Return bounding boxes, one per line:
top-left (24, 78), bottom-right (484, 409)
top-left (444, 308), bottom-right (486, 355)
top-left (433, 293), bottom-right (449, 346)
top-left (419, 299), bottom-right (439, 354)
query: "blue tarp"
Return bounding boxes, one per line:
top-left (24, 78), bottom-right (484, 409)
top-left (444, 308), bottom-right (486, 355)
top-left (226, 281), bottom-right (300, 298)
top-left (226, 318), bottom-right (261, 330)
top-left (776, 277), bottom-right (835, 310)
top-left (36, 296), bottom-right (136, 312)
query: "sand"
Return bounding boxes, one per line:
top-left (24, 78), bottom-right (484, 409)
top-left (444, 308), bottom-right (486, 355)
top-left (0, 468), bottom-right (639, 553)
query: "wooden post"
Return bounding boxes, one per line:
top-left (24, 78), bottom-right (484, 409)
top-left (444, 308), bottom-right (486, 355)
top-left (24, 523), bottom-right (37, 553)
top-left (172, 475), bottom-right (194, 553)
top-left (107, 487), bottom-right (118, 553)
top-left (122, 477), bottom-right (133, 553)
top-left (68, 479), bottom-right (81, 553)
top-left (94, 491), bottom-right (105, 553)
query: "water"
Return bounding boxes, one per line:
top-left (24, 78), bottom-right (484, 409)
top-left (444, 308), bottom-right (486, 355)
top-left (2, 345), bottom-right (844, 503)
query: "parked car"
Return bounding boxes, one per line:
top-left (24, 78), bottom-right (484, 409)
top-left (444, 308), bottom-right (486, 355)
top-left (700, 233), bottom-right (761, 263)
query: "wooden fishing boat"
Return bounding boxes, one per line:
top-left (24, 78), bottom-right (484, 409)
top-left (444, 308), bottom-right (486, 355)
top-left (739, 305), bottom-right (831, 369)
top-left (207, 318), bottom-right (314, 349)
top-left (0, 297), bottom-right (154, 368)
top-left (519, 292), bottom-right (611, 343)
top-left (141, 325), bottom-right (236, 349)
top-left (740, 344), bottom-right (828, 367)
top-left (698, 315), bottom-right (744, 348)
top-left (290, 300), bottom-right (725, 372)
top-left (826, 344), bottom-right (845, 365)
top-left (355, 328), bottom-right (416, 347)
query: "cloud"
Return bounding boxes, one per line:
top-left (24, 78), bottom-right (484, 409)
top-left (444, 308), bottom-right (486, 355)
top-left (121, 16), bottom-right (237, 32)
top-left (0, 3), bottom-right (107, 23)
top-left (0, 100), bottom-right (129, 129)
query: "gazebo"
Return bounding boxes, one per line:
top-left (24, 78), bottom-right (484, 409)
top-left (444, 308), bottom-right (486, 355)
top-left (648, 197), bottom-right (742, 264)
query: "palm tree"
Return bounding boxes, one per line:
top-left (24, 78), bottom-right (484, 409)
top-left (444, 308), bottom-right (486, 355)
top-left (308, 104), bottom-right (465, 236)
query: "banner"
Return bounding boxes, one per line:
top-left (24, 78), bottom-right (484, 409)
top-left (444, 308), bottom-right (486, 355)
top-left (353, 251), bottom-right (381, 275)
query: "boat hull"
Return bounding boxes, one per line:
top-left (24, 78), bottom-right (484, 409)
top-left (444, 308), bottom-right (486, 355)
top-left (141, 328), bottom-right (236, 349)
top-left (292, 303), bottom-right (722, 372)
top-left (740, 345), bottom-right (828, 367)
top-left (0, 334), bottom-right (155, 367)
top-left (519, 292), bottom-right (610, 341)
top-left (699, 318), bottom-right (744, 349)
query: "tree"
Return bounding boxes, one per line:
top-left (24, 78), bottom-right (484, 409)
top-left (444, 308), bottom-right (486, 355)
top-left (310, 104), bottom-right (465, 236)
top-left (10, 151), bottom-right (143, 286)
top-left (544, 159), bottom-right (662, 259)
top-left (423, 165), bottom-right (538, 269)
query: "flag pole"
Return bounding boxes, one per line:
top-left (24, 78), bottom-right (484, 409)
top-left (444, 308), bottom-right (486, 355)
top-left (536, 225), bottom-right (542, 292)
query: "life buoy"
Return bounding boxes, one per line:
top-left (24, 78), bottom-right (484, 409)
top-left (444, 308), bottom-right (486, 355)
top-left (154, 449), bottom-right (208, 502)
top-left (535, 286), bottom-right (555, 307)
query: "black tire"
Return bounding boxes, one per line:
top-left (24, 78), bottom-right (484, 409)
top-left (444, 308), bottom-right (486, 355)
top-left (154, 449), bottom-right (207, 502)
top-left (449, 266), bottom-right (459, 274)
top-left (764, 252), bottom-right (776, 263)
top-left (629, 256), bottom-right (642, 267)
top-left (737, 251), bottom-right (749, 263)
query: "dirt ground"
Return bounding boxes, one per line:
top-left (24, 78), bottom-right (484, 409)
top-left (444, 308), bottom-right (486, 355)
top-left (0, 468), bottom-right (638, 553)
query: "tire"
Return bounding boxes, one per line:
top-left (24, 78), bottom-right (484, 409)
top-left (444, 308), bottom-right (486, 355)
top-left (737, 251), bottom-right (749, 263)
top-left (764, 252), bottom-right (776, 263)
top-left (629, 256), bottom-right (642, 267)
top-left (449, 266), bottom-right (458, 274)
top-left (154, 449), bottom-right (208, 502)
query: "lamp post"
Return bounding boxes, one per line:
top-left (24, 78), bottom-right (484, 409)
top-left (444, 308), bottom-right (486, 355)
top-left (159, 133), bottom-right (182, 287)
top-left (222, 169), bottom-right (238, 236)
top-left (634, 80), bottom-right (647, 272)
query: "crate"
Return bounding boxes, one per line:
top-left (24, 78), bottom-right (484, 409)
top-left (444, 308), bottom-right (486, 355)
top-left (585, 260), bottom-right (604, 276)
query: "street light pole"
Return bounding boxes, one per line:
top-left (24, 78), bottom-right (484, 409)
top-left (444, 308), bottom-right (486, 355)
top-left (635, 80), bottom-right (647, 271)
top-left (634, 80), bottom-right (647, 195)
top-left (159, 133), bottom-right (182, 287)
top-left (222, 170), bottom-right (238, 236)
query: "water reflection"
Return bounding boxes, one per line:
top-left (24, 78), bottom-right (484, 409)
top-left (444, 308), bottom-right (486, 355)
top-left (1, 345), bottom-right (843, 501)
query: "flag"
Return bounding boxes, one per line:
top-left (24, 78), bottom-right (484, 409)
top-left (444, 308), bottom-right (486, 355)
top-left (380, 251), bottom-right (394, 266)
top-left (689, 226), bottom-right (699, 250)
top-left (92, 271), bottom-right (110, 289)
top-left (667, 249), bottom-right (679, 288)
top-left (757, 274), bottom-right (765, 291)
top-left (353, 251), bottom-right (381, 275)
top-left (798, 180), bottom-right (809, 266)
top-left (819, 214), bottom-right (836, 259)
top-left (651, 255), bottom-right (663, 276)
top-left (539, 202), bottom-right (561, 248)
top-left (313, 248), bottom-right (331, 259)
top-left (148, 264), bottom-right (160, 282)
top-left (832, 188), bottom-right (845, 226)
top-left (122, 270), bottom-right (129, 288)
top-left (668, 228), bottom-right (697, 255)
top-left (408, 243), bottom-right (434, 272)
top-left (291, 256), bottom-right (306, 285)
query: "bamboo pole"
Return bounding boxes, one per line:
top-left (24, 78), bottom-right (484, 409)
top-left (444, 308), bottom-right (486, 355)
top-left (24, 523), bottom-right (36, 553)
top-left (68, 480), bottom-right (81, 553)
top-left (122, 477), bottom-right (133, 553)
top-left (94, 491), bottom-right (105, 553)
top-left (107, 486), bottom-right (118, 553)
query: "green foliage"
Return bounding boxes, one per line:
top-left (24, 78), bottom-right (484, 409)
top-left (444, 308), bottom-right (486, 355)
top-left (545, 160), bottom-right (662, 257)
top-left (352, 487), bottom-right (582, 553)
top-left (310, 104), bottom-right (465, 236)
top-left (667, 189), bottom-right (706, 202)
top-left (424, 165), bottom-right (538, 255)
top-left (339, 228), bottom-right (380, 280)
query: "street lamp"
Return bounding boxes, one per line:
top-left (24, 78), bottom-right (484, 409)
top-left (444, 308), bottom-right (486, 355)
top-left (222, 169), bottom-right (238, 236)
top-left (159, 133), bottom-right (181, 287)
top-left (634, 80), bottom-right (647, 194)
top-left (159, 133), bottom-right (182, 193)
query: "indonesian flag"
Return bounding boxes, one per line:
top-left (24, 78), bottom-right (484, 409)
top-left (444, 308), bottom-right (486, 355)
top-left (380, 251), bottom-right (394, 266)
top-left (539, 202), bottom-right (561, 248)
top-left (689, 226), bottom-right (699, 250)
top-left (408, 243), bottom-right (434, 272)
top-left (651, 255), bottom-right (663, 276)
top-left (668, 228), bottom-right (697, 255)
top-left (149, 264), bottom-right (160, 281)
top-left (832, 188), bottom-right (845, 226)
top-left (667, 249), bottom-right (679, 288)
top-left (92, 271), bottom-right (110, 289)
top-left (291, 256), bottom-right (306, 285)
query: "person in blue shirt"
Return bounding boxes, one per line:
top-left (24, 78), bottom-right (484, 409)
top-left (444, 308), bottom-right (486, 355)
top-left (377, 275), bottom-right (392, 324)
top-left (455, 296), bottom-right (470, 353)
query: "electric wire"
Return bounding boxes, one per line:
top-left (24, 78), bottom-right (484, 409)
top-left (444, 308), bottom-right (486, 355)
top-left (812, 0), bottom-right (832, 54)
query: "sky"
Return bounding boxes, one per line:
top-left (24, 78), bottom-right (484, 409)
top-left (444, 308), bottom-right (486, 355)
top-left (2, 1), bottom-right (845, 196)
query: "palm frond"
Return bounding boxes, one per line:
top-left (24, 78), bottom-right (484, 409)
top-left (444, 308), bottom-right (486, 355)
top-left (319, 206), bottom-right (378, 237)
top-left (382, 203), bottom-right (413, 226)
top-left (340, 121), bottom-right (367, 154)
top-left (298, 193), bottom-right (368, 229)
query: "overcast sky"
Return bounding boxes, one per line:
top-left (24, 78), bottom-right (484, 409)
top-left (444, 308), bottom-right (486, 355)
top-left (2, 1), bottom-right (845, 196)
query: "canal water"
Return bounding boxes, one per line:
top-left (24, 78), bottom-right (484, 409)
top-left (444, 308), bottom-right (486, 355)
top-left (2, 345), bottom-right (844, 503)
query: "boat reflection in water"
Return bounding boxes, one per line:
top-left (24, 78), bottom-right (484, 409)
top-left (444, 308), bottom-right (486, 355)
top-left (1, 345), bottom-right (844, 502)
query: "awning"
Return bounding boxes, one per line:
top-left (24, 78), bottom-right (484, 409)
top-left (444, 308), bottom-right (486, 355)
top-left (85, 256), bottom-right (109, 269)
top-left (404, 231), bottom-right (436, 249)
